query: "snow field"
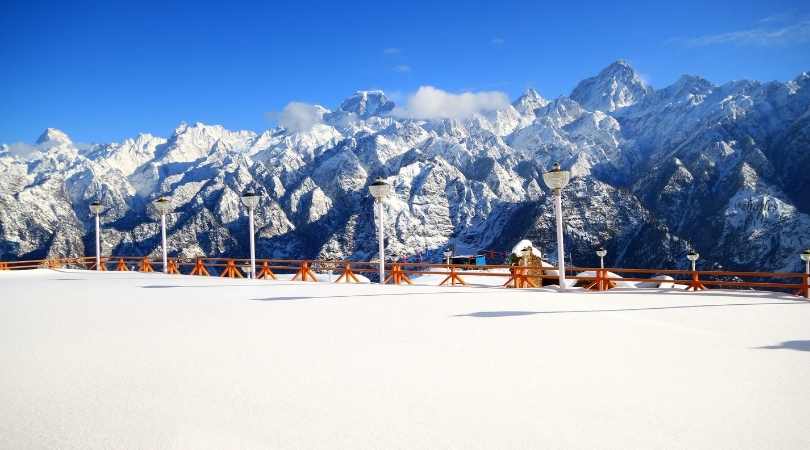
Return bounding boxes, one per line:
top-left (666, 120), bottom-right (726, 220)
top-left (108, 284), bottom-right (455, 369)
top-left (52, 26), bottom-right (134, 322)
top-left (1, 269), bottom-right (808, 449)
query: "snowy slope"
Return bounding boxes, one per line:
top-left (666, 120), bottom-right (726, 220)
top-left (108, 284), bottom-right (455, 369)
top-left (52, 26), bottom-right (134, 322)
top-left (1, 62), bottom-right (809, 271)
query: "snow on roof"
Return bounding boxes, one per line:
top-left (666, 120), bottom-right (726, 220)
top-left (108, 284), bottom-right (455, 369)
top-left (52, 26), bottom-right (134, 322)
top-left (511, 239), bottom-right (543, 258)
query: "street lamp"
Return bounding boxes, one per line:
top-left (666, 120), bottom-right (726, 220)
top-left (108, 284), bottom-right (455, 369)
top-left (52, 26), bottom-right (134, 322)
top-left (89, 201), bottom-right (103, 271)
top-left (542, 162), bottom-right (571, 289)
top-left (596, 247), bottom-right (607, 269)
top-left (241, 190), bottom-right (260, 279)
top-left (368, 178), bottom-right (391, 284)
top-left (153, 196), bottom-right (172, 274)
top-left (687, 250), bottom-right (699, 272)
top-left (444, 248), bottom-right (453, 265)
top-left (801, 249), bottom-right (810, 274)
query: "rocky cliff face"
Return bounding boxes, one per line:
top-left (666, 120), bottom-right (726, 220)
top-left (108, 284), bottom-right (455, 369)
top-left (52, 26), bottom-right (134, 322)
top-left (1, 62), bottom-right (809, 271)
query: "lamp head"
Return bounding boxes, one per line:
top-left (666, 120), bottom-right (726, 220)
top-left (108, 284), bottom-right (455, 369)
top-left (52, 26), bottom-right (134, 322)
top-left (241, 190), bottom-right (260, 209)
top-left (687, 251), bottom-right (699, 262)
top-left (89, 201), bottom-right (103, 215)
top-left (153, 196), bottom-right (172, 214)
top-left (369, 178), bottom-right (391, 201)
top-left (801, 249), bottom-right (810, 262)
top-left (596, 247), bottom-right (607, 258)
top-left (443, 248), bottom-right (452, 258)
top-left (542, 162), bottom-right (571, 191)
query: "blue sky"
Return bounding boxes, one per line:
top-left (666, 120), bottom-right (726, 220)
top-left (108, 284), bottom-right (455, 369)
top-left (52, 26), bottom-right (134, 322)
top-left (1, 0), bottom-right (809, 144)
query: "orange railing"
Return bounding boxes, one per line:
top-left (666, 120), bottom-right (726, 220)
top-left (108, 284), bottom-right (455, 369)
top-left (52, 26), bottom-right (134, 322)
top-left (0, 255), bottom-right (807, 299)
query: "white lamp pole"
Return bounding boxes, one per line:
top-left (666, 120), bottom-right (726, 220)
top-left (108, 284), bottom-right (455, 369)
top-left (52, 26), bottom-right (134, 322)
top-left (241, 191), bottom-right (260, 279)
top-left (542, 162), bottom-right (571, 289)
top-left (444, 248), bottom-right (453, 266)
top-left (687, 250), bottom-right (700, 272)
top-left (89, 201), bottom-right (103, 270)
top-left (369, 178), bottom-right (391, 284)
top-left (154, 196), bottom-right (172, 273)
top-left (596, 247), bottom-right (607, 269)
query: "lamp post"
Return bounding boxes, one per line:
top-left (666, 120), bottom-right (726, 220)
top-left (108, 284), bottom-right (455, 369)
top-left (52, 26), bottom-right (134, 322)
top-left (596, 247), bottom-right (607, 269)
top-left (89, 201), bottom-right (103, 270)
top-left (241, 191), bottom-right (260, 279)
top-left (368, 178), bottom-right (391, 284)
top-left (153, 196), bottom-right (172, 274)
top-left (444, 248), bottom-right (453, 265)
top-left (687, 250), bottom-right (700, 272)
top-left (542, 162), bottom-right (571, 289)
top-left (801, 249), bottom-right (810, 298)
top-left (801, 249), bottom-right (810, 275)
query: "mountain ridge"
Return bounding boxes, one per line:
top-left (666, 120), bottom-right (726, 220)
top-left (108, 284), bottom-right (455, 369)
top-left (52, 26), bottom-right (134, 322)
top-left (2, 61), bottom-right (809, 272)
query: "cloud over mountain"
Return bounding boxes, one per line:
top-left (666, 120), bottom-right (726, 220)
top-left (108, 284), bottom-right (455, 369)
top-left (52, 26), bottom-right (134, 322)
top-left (274, 102), bottom-right (326, 133)
top-left (392, 86), bottom-right (510, 119)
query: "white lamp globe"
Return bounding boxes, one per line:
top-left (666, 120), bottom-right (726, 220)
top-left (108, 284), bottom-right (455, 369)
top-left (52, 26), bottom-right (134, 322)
top-left (687, 251), bottom-right (699, 262)
top-left (596, 247), bottom-right (607, 258)
top-left (369, 178), bottom-right (391, 201)
top-left (154, 196), bottom-right (172, 215)
top-left (241, 190), bottom-right (260, 209)
top-left (542, 162), bottom-right (571, 191)
top-left (801, 249), bottom-right (810, 262)
top-left (89, 201), bottom-right (103, 215)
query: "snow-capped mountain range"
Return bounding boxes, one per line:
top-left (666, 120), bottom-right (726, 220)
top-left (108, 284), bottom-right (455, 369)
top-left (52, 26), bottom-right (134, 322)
top-left (2, 60), bottom-right (809, 271)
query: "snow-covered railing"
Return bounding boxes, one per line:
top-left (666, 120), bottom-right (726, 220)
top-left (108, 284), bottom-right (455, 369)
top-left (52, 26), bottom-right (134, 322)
top-left (1, 256), bottom-right (808, 299)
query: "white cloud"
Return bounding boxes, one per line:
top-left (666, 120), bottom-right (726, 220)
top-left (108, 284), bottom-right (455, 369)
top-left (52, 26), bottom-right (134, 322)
top-left (4, 142), bottom-right (41, 159)
top-left (392, 64), bottom-right (411, 73)
top-left (271, 102), bottom-right (325, 133)
top-left (671, 19), bottom-right (810, 47)
top-left (392, 86), bottom-right (510, 120)
top-left (383, 47), bottom-right (401, 55)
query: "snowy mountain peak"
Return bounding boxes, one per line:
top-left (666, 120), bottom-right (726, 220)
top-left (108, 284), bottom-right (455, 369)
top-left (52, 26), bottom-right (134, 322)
top-left (570, 60), bottom-right (652, 112)
top-left (36, 128), bottom-right (72, 145)
top-left (339, 90), bottom-right (395, 118)
top-left (513, 88), bottom-right (549, 115)
top-left (2, 67), bottom-right (810, 274)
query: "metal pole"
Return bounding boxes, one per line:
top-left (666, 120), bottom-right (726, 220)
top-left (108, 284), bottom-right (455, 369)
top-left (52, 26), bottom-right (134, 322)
top-left (249, 207), bottom-right (256, 279)
top-left (554, 190), bottom-right (566, 289)
top-left (377, 200), bottom-right (385, 284)
top-left (600, 256), bottom-right (604, 269)
top-left (692, 259), bottom-right (696, 272)
top-left (161, 213), bottom-right (168, 274)
top-left (95, 213), bottom-right (101, 271)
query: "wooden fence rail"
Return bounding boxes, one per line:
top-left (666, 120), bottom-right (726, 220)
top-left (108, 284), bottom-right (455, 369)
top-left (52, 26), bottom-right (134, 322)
top-left (0, 255), bottom-right (807, 299)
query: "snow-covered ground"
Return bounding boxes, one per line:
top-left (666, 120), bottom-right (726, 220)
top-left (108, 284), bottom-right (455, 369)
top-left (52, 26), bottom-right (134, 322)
top-left (1, 269), bottom-right (809, 449)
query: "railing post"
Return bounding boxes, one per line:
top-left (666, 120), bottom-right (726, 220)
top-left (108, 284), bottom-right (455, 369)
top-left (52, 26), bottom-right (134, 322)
top-left (384, 263), bottom-right (412, 285)
top-left (220, 259), bottom-right (244, 278)
top-left (167, 258), bottom-right (180, 275)
top-left (335, 262), bottom-right (360, 283)
top-left (802, 273), bottom-right (809, 299)
top-left (686, 269), bottom-right (706, 291)
top-left (440, 265), bottom-right (465, 286)
top-left (257, 261), bottom-right (277, 280)
top-left (293, 261), bottom-right (317, 282)
top-left (503, 267), bottom-right (517, 288)
top-left (190, 258), bottom-right (210, 276)
top-left (140, 257), bottom-right (154, 273)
